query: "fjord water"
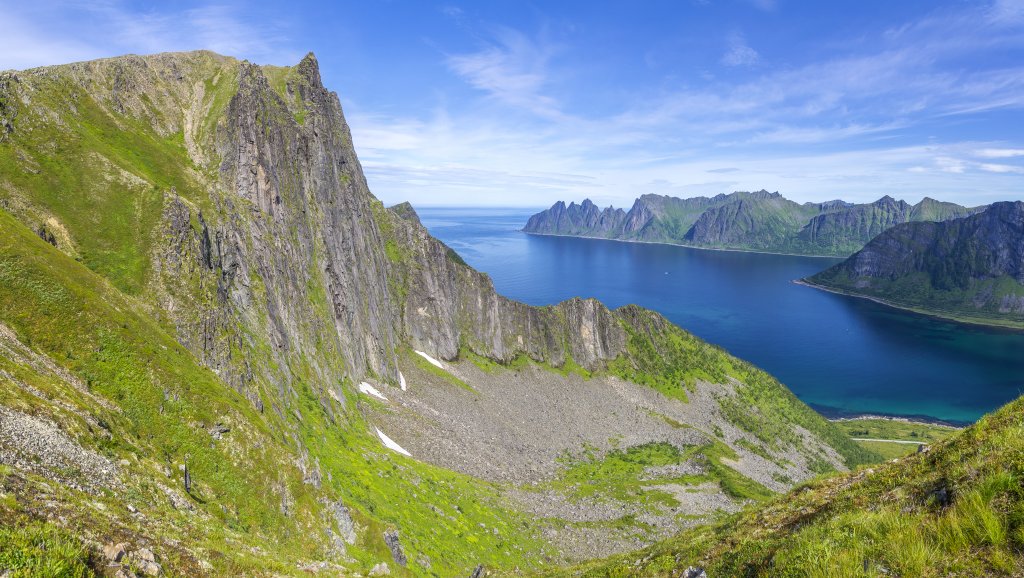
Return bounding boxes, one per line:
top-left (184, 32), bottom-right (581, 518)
top-left (420, 207), bottom-right (1024, 424)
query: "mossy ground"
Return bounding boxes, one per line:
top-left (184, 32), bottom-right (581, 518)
top-left (0, 517), bottom-right (95, 578)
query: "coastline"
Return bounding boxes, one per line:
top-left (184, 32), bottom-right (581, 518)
top-left (521, 230), bottom-right (845, 259)
top-left (795, 278), bottom-right (1024, 332)
top-left (827, 414), bottom-right (965, 429)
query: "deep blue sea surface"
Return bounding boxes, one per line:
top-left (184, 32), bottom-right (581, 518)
top-left (419, 206), bottom-right (1024, 424)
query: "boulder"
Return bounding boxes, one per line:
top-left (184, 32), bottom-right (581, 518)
top-left (383, 529), bottom-right (407, 567)
top-left (103, 542), bottom-right (127, 562)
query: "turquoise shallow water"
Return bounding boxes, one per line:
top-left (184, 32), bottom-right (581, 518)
top-left (419, 206), bottom-right (1024, 424)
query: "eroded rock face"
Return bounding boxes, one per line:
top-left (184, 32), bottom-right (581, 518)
top-left (139, 54), bottom-right (405, 415)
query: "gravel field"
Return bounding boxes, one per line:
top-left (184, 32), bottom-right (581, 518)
top-left (367, 355), bottom-right (845, 559)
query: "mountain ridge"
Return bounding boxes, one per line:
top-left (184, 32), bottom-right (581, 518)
top-left (523, 192), bottom-right (983, 257)
top-left (804, 201), bottom-right (1024, 329)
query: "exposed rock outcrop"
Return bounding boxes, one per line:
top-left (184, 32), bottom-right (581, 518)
top-left (383, 529), bottom-right (407, 567)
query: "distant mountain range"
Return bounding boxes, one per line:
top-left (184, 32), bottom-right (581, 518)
top-left (805, 201), bottom-right (1024, 328)
top-left (523, 191), bottom-right (984, 257)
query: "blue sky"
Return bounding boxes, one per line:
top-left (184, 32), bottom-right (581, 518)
top-left (3, 1), bottom-right (1024, 208)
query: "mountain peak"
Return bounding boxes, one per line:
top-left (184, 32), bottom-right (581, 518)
top-left (296, 51), bottom-right (323, 87)
top-left (389, 201), bottom-right (421, 225)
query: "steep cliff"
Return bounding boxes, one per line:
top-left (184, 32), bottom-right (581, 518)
top-left (0, 51), bottom-right (874, 576)
top-left (806, 201), bottom-right (1024, 328)
top-left (524, 191), bottom-right (981, 257)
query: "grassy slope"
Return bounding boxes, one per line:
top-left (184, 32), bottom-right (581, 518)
top-left (0, 207), bottom-right (548, 576)
top-left (540, 394), bottom-right (1024, 577)
top-left (607, 306), bottom-right (876, 470)
top-left (0, 55), bottom-right (552, 575)
top-left (686, 197), bottom-right (822, 253)
top-left (0, 56), bottom-right (232, 295)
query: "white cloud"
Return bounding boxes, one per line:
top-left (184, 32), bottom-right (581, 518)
top-left (936, 156), bottom-right (967, 173)
top-left (976, 148), bottom-right (1024, 158)
top-left (989, 0), bottom-right (1024, 23)
top-left (0, 2), bottom-right (299, 71)
top-left (446, 28), bottom-right (564, 118)
top-left (720, 32), bottom-right (760, 67)
top-left (979, 162), bottom-right (1024, 173)
top-left (350, 91), bottom-right (1024, 206)
top-left (441, 5), bottom-right (464, 19)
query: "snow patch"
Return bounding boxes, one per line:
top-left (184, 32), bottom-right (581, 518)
top-left (414, 350), bottom-right (444, 369)
top-left (375, 428), bottom-right (411, 456)
top-left (399, 371), bottom-right (407, 391)
top-left (358, 382), bottom-right (387, 401)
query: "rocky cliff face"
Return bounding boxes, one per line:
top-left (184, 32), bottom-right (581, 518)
top-left (808, 202), bottom-right (1024, 323)
top-left (386, 201), bottom-right (654, 370)
top-left (524, 191), bottom-right (981, 256)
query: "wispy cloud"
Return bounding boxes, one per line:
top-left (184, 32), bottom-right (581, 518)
top-left (979, 162), bottom-right (1024, 173)
top-left (0, 2), bottom-right (298, 71)
top-left (446, 27), bottom-right (564, 119)
top-left (351, 2), bottom-right (1024, 206)
top-left (720, 32), bottom-right (760, 67)
top-left (990, 0), bottom-right (1024, 23)
top-left (976, 148), bottom-right (1024, 158)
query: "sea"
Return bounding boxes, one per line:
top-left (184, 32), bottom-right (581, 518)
top-left (418, 206), bottom-right (1024, 424)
